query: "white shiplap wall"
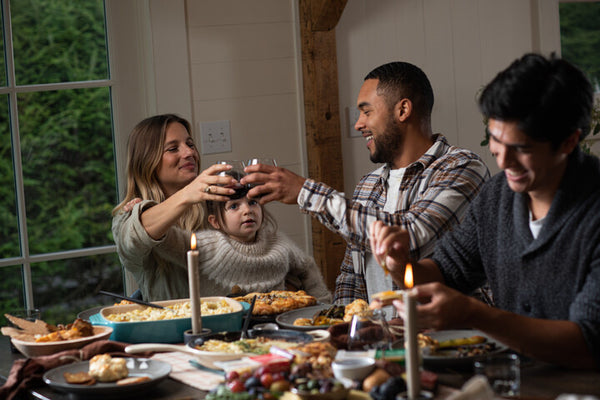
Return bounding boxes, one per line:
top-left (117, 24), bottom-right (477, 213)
top-left (139, 0), bottom-right (564, 253)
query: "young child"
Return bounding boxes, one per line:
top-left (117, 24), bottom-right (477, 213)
top-left (196, 192), bottom-right (332, 302)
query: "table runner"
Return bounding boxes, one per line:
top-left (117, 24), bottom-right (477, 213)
top-left (152, 351), bottom-right (224, 391)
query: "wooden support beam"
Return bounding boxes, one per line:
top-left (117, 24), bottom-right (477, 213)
top-left (299, 0), bottom-right (347, 291)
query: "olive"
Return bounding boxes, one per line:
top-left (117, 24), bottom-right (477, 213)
top-left (379, 377), bottom-right (407, 400)
top-left (270, 380), bottom-right (290, 392)
top-left (320, 381), bottom-right (332, 393)
top-left (296, 383), bottom-right (308, 392)
top-left (307, 379), bottom-right (319, 390)
top-left (245, 376), bottom-right (262, 389)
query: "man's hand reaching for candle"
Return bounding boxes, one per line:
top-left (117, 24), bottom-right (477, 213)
top-left (405, 282), bottom-right (478, 330)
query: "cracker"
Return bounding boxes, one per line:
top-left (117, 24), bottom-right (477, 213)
top-left (116, 376), bottom-right (151, 385)
top-left (64, 371), bottom-right (95, 385)
top-left (4, 314), bottom-right (49, 335)
top-left (1, 326), bottom-right (36, 341)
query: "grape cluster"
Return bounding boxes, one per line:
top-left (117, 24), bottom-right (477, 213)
top-left (206, 366), bottom-right (291, 400)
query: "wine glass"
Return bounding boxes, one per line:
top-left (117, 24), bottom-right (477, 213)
top-left (216, 160), bottom-right (247, 199)
top-left (246, 158), bottom-right (277, 167)
top-left (347, 309), bottom-right (392, 352)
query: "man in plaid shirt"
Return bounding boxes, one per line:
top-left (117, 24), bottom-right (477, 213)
top-left (242, 61), bottom-right (490, 304)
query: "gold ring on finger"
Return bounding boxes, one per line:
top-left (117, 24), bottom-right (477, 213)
top-left (205, 185), bottom-right (212, 193)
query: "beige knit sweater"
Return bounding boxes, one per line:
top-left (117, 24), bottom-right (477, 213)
top-left (195, 219), bottom-right (332, 302)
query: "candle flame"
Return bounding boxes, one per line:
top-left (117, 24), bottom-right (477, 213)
top-left (190, 233), bottom-right (197, 250)
top-left (404, 263), bottom-right (414, 289)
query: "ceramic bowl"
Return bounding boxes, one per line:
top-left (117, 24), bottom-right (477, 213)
top-left (89, 297), bottom-right (248, 343)
top-left (11, 326), bottom-right (113, 358)
top-left (332, 357), bottom-right (376, 381)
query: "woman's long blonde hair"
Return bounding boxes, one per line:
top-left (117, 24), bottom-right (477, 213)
top-left (112, 114), bottom-right (205, 231)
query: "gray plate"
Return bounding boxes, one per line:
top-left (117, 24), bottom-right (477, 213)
top-left (77, 306), bottom-right (106, 321)
top-left (276, 304), bottom-right (340, 331)
top-left (43, 358), bottom-right (171, 396)
top-left (422, 329), bottom-right (509, 369)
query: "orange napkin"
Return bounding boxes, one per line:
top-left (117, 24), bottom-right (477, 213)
top-left (0, 340), bottom-right (153, 400)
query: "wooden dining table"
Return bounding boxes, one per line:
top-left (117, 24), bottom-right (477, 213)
top-left (1, 335), bottom-right (599, 400)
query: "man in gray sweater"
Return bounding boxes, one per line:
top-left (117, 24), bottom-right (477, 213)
top-left (370, 53), bottom-right (600, 368)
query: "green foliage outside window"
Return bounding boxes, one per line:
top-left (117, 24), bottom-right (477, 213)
top-left (560, 2), bottom-right (600, 155)
top-left (480, 2), bottom-right (600, 148)
top-left (0, 0), bottom-right (123, 326)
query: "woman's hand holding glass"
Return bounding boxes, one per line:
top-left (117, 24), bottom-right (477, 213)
top-left (186, 163), bottom-right (237, 202)
top-left (216, 160), bottom-right (247, 199)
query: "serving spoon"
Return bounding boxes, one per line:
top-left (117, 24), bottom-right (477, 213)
top-left (99, 290), bottom-right (168, 310)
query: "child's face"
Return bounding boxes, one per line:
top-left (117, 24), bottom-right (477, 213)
top-left (211, 197), bottom-right (263, 242)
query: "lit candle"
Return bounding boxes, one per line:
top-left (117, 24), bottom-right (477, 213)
top-left (403, 263), bottom-right (420, 399)
top-left (187, 233), bottom-right (202, 334)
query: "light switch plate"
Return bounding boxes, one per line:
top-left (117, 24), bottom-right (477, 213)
top-left (200, 120), bottom-right (232, 154)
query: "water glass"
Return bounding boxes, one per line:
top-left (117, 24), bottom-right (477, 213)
top-left (474, 353), bottom-right (520, 396)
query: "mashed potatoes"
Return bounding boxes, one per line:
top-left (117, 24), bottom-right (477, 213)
top-left (105, 299), bottom-right (234, 322)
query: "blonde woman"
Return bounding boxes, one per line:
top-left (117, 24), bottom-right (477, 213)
top-left (112, 114), bottom-right (234, 301)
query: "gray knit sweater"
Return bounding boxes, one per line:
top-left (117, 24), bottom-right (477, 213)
top-left (433, 148), bottom-right (600, 366)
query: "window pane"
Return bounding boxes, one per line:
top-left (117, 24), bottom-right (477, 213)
top-left (0, 265), bottom-right (25, 319)
top-left (31, 254), bottom-right (123, 325)
top-left (0, 94), bottom-right (19, 258)
top-left (10, 0), bottom-right (109, 85)
top-left (0, 3), bottom-right (6, 87)
top-left (559, 2), bottom-right (600, 86)
top-left (18, 87), bottom-right (116, 254)
top-left (560, 1), bottom-right (600, 156)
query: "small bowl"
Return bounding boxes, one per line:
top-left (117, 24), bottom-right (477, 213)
top-left (332, 357), bottom-right (376, 381)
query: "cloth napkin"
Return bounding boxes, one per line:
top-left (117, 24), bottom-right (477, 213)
top-left (0, 340), bottom-right (153, 400)
top-left (446, 375), bottom-right (497, 400)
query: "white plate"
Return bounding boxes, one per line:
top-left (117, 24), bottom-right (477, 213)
top-left (43, 358), bottom-right (171, 396)
top-left (422, 329), bottom-right (509, 369)
top-left (11, 326), bottom-right (113, 358)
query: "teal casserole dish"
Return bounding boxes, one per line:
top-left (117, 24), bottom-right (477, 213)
top-left (89, 297), bottom-right (249, 343)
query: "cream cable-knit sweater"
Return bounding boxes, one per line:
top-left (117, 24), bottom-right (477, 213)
top-left (113, 200), bottom-right (331, 302)
top-left (196, 219), bottom-right (332, 302)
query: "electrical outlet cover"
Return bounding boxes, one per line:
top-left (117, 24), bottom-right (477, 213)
top-left (200, 120), bottom-right (232, 154)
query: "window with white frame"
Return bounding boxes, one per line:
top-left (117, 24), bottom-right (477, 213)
top-left (0, 0), bottom-right (124, 325)
top-left (559, 0), bottom-right (600, 154)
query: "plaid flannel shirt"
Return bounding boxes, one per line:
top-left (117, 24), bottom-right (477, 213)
top-left (297, 134), bottom-right (490, 304)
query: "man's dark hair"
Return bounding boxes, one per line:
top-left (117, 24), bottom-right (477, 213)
top-left (478, 53), bottom-right (593, 149)
top-left (365, 61), bottom-right (434, 120)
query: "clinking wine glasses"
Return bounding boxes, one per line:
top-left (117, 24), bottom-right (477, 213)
top-left (246, 158), bottom-right (277, 194)
top-left (217, 160), bottom-right (247, 199)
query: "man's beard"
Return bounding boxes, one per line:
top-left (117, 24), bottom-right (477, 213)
top-left (369, 117), bottom-right (404, 164)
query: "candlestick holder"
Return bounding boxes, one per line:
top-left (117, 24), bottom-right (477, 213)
top-left (183, 328), bottom-right (212, 345)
